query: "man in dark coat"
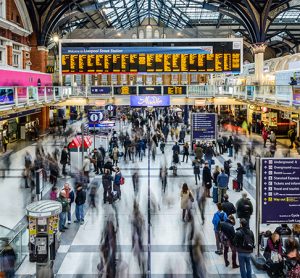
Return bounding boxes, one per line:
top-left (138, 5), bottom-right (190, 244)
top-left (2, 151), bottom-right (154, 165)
top-left (220, 215), bottom-right (239, 268)
top-left (236, 193), bottom-right (253, 227)
top-left (102, 169), bottom-right (113, 203)
top-left (60, 146), bottom-right (69, 175)
top-left (202, 161), bottom-right (212, 197)
top-left (222, 194), bottom-right (236, 216)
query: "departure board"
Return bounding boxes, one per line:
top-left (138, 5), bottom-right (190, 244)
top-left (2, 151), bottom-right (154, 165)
top-left (61, 42), bottom-right (242, 74)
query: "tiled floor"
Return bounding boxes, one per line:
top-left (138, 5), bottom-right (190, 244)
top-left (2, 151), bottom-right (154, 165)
top-left (7, 122), bottom-right (295, 276)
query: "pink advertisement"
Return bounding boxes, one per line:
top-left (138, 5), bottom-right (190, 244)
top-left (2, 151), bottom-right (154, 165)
top-left (0, 68), bottom-right (52, 101)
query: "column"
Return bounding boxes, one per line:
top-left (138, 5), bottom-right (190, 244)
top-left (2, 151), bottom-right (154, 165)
top-left (251, 43), bottom-right (267, 85)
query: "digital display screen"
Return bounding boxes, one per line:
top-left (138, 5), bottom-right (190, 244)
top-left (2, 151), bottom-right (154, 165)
top-left (61, 43), bottom-right (242, 74)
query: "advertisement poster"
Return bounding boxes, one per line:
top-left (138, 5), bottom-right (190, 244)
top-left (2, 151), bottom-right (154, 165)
top-left (0, 88), bottom-right (14, 105)
top-left (130, 96), bottom-right (170, 107)
top-left (192, 113), bottom-right (217, 140)
top-left (261, 158), bottom-right (300, 224)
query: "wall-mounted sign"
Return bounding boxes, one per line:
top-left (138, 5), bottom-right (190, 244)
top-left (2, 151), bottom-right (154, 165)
top-left (90, 86), bottom-right (111, 94)
top-left (164, 86), bottom-right (187, 95)
top-left (261, 158), bottom-right (300, 224)
top-left (130, 96), bottom-right (170, 107)
top-left (138, 86), bottom-right (161, 95)
top-left (113, 86), bottom-right (137, 95)
top-left (0, 88), bottom-right (14, 105)
top-left (46, 65), bottom-right (55, 73)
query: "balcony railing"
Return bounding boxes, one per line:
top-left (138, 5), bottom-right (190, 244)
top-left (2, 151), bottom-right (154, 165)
top-left (0, 85), bottom-right (297, 110)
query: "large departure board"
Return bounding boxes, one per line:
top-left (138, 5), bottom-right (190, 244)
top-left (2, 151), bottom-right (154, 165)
top-left (61, 40), bottom-right (242, 74)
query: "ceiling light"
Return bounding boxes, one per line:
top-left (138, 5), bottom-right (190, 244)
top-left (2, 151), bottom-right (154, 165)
top-left (52, 34), bottom-right (59, 43)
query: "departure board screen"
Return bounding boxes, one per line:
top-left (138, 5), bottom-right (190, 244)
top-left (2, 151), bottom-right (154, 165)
top-left (61, 41), bottom-right (242, 74)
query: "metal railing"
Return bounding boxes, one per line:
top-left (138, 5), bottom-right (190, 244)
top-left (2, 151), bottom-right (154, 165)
top-left (0, 85), bottom-right (297, 109)
top-left (0, 222), bottom-right (28, 273)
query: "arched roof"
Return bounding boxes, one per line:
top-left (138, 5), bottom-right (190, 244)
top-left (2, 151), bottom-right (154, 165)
top-left (24, 0), bottom-right (300, 55)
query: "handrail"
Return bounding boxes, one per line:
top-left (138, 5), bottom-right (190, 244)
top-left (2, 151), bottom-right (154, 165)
top-left (0, 85), bottom-right (297, 111)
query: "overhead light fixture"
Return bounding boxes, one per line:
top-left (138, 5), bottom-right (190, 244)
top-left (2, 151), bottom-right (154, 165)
top-left (52, 34), bottom-right (60, 43)
top-left (117, 33), bottom-right (121, 37)
top-left (177, 32), bottom-right (182, 37)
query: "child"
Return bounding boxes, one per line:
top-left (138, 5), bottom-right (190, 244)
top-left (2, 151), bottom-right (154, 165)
top-left (50, 186), bottom-right (58, 201)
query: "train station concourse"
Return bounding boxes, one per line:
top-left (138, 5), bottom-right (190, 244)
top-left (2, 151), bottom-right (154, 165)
top-left (1, 0), bottom-right (300, 277)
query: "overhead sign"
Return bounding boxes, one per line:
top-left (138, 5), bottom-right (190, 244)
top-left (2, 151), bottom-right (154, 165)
top-left (106, 104), bottom-right (114, 111)
top-left (113, 86), bottom-right (137, 95)
top-left (88, 110), bottom-right (104, 123)
top-left (130, 96), bottom-right (170, 107)
top-left (164, 86), bottom-right (187, 95)
top-left (88, 120), bottom-right (116, 128)
top-left (192, 113), bottom-right (217, 140)
top-left (90, 86), bottom-right (111, 94)
top-left (261, 158), bottom-right (300, 224)
top-left (61, 39), bottom-right (242, 74)
top-left (138, 86), bottom-right (161, 95)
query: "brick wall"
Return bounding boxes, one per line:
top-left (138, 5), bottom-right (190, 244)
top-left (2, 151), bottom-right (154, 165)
top-left (30, 46), bottom-right (48, 72)
top-left (6, 0), bottom-right (24, 28)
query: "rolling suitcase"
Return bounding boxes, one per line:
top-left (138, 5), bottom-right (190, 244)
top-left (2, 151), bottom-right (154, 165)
top-left (232, 179), bottom-right (239, 190)
top-left (213, 186), bottom-right (218, 203)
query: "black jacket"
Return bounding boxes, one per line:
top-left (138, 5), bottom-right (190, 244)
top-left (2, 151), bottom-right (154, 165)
top-left (202, 166), bottom-right (212, 188)
top-left (60, 149), bottom-right (69, 164)
top-left (102, 173), bottom-right (113, 189)
top-left (75, 189), bottom-right (86, 205)
top-left (220, 219), bottom-right (236, 244)
top-left (233, 227), bottom-right (255, 253)
top-left (236, 198), bottom-right (253, 219)
top-left (222, 200), bottom-right (236, 216)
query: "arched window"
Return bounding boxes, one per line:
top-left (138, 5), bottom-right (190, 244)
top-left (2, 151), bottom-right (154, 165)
top-left (139, 29), bottom-right (144, 39)
top-left (154, 29), bottom-right (160, 39)
top-left (161, 33), bottom-right (167, 38)
top-left (146, 25), bottom-right (152, 39)
top-left (132, 33), bottom-right (137, 39)
top-left (0, 0), bottom-right (6, 18)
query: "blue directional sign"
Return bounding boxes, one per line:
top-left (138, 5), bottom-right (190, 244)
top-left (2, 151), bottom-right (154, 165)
top-left (88, 110), bottom-right (104, 123)
top-left (192, 113), bottom-right (217, 140)
top-left (261, 158), bottom-right (300, 224)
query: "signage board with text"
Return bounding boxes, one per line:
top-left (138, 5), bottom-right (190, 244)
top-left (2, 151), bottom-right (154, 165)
top-left (192, 113), bottom-right (217, 140)
top-left (261, 158), bottom-right (300, 224)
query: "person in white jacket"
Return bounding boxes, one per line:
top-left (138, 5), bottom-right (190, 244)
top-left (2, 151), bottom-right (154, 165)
top-left (82, 155), bottom-right (91, 183)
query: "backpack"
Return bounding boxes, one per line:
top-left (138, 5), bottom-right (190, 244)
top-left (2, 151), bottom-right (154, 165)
top-left (240, 229), bottom-right (255, 250)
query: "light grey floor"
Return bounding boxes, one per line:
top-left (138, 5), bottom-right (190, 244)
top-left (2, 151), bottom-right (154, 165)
top-left (4, 121), bottom-right (294, 277)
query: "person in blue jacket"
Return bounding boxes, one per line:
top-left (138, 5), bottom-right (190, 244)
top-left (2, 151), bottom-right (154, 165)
top-left (217, 169), bottom-right (229, 203)
top-left (113, 167), bottom-right (122, 200)
top-left (212, 203), bottom-right (228, 255)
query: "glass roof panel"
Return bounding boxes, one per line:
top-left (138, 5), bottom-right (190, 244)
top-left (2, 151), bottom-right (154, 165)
top-left (97, 0), bottom-right (237, 29)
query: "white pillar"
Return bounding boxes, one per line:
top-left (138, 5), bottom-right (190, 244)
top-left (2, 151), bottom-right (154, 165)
top-left (251, 44), bottom-right (267, 85)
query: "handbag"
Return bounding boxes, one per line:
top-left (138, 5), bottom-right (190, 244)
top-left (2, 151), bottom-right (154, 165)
top-left (189, 192), bottom-right (194, 202)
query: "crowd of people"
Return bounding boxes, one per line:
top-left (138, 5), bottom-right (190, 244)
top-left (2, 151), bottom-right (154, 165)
top-left (2, 105), bottom-right (299, 277)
